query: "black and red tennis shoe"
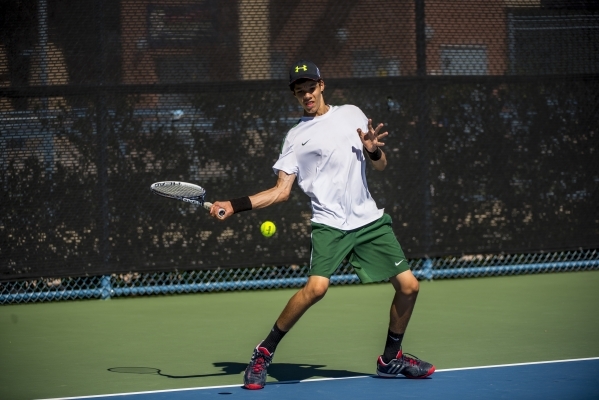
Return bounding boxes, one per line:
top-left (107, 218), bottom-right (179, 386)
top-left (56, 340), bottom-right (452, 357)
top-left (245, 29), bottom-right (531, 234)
top-left (376, 349), bottom-right (435, 379)
top-left (243, 344), bottom-right (273, 390)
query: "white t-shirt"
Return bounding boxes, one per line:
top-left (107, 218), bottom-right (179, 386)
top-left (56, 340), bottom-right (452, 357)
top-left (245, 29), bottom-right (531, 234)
top-left (273, 105), bottom-right (383, 230)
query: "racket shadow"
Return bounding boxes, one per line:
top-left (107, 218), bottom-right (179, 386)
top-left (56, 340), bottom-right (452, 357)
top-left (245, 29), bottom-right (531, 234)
top-left (108, 362), bottom-right (365, 381)
top-left (107, 364), bottom-right (244, 379)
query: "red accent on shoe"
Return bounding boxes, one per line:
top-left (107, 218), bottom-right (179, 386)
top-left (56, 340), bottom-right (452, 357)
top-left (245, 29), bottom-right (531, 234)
top-left (257, 346), bottom-right (272, 356)
top-left (244, 383), bottom-right (264, 390)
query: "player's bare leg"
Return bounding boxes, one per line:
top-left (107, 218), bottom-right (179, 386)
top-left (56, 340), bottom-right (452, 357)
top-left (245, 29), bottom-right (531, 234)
top-left (389, 269), bottom-right (419, 334)
top-left (276, 275), bottom-right (330, 331)
top-left (243, 275), bottom-right (330, 389)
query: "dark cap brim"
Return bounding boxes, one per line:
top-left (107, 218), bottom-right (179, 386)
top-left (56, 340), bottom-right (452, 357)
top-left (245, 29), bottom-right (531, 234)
top-left (289, 74), bottom-right (321, 88)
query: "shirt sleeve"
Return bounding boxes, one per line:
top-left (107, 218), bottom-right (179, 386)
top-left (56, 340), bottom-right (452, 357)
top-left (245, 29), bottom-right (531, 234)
top-left (355, 106), bottom-right (369, 133)
top-left (272, 133), bottom-right (299, 176)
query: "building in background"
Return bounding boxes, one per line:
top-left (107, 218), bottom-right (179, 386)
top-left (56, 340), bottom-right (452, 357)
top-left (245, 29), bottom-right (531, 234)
top-left (0, 0), bottom-right (597, 109)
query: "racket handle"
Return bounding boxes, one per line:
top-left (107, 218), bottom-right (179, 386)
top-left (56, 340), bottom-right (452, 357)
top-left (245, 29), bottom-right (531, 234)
top-left (203, 202), bottom-right (226, 218)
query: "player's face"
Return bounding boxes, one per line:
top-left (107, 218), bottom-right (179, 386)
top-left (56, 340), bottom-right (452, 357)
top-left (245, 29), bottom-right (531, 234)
top-left (292, 80), bottom-right (325, 116)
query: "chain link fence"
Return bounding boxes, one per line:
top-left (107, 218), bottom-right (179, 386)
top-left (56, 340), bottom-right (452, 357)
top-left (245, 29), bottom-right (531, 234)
top-left (1, 248), bottom-right (597, 304)
top-left (1, 1), bottom-right (598, 303)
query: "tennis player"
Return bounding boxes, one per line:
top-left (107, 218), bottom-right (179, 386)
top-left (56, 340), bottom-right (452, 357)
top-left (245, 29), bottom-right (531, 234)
top-left (210, 60), bottom-right (435, 389)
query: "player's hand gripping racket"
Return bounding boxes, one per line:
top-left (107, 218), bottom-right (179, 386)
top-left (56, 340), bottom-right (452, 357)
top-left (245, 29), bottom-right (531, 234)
top-left (150, 181), bottom-right (225, 218)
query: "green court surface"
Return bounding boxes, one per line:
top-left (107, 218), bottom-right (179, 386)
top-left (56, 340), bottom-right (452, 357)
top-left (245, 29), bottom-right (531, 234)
top-left (1, 270), bottom-right (598, 400)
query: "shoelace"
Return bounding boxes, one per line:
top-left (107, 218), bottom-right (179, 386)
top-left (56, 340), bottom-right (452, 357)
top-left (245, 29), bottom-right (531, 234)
top-left (252, 354), bottom-right (267, 373)
top-left (402, 353), bottom-right (422, 366)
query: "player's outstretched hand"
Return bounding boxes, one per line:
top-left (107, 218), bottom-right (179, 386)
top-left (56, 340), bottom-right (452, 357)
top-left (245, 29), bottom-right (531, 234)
top-left (210, 201), bottom-right (233, 220)
top-left (357, 119), bottom-right (388, 152)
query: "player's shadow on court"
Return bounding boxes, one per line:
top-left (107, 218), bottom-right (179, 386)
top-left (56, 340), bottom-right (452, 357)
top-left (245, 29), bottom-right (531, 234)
top-left (108, 362), bottom-right (365, 382)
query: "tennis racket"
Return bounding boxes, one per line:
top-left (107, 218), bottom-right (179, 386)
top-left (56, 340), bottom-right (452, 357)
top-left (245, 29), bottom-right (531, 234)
top-left (150, 181), bottom-right (225, 218)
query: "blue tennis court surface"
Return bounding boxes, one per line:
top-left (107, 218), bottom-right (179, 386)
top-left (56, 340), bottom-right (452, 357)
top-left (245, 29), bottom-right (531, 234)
top-left (48, 358), bottom-right (599, 400)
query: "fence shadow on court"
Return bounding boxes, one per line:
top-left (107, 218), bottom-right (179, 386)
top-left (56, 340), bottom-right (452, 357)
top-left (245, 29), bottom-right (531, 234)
top-left (108, 362), bottom-right (365, 382)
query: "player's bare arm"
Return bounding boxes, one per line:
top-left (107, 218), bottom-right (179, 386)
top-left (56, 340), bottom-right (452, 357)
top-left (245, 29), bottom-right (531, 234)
top-left (358, 119), bottom-right (388, 171)
top-left (249, 171), bottom-right (296, 209)
top-left (210, 171), bottom-right (296, 220)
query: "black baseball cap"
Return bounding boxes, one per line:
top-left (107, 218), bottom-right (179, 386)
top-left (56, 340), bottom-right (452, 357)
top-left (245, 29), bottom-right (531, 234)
top-left (289, 60), bottom-right (321, 89)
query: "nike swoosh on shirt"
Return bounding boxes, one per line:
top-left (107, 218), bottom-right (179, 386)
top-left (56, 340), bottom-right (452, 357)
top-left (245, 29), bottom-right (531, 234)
top-left (395, 260), bottom-right (403, 266)
top-left (302, 139), bottom-right (311, 146)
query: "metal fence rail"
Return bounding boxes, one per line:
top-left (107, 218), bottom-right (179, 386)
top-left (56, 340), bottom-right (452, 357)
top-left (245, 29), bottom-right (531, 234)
top-left (2, 249), bottom-right (597, 304)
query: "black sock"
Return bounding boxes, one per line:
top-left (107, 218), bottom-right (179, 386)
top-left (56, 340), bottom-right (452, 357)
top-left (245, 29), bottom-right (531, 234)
top-left (260, 323), bottom-right (288, 354)
top-left (382, 329), bottom-right (404, 363)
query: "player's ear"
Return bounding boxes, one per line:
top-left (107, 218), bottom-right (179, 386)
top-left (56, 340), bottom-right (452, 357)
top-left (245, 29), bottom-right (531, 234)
top-left (319, 80), bottom-right (325, 92)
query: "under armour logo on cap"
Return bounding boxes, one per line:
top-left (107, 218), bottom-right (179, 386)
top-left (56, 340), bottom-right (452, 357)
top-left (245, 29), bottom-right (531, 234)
top-left (289, 60), bottom-right (321, 88)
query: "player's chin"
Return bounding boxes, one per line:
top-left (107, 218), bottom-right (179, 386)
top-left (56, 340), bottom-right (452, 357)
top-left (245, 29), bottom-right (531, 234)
top-left (303, 101), bottom-right (316, 112)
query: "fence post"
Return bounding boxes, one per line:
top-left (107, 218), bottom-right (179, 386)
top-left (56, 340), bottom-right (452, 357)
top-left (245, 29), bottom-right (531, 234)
top-left (423, 258), bottom-right (433, 281)
top-left (101, 275), bottom-right (112, 299)
top-left (415, 0), bottom-right (433, 257)
top-left (95, 0), bottom-right (111, 280)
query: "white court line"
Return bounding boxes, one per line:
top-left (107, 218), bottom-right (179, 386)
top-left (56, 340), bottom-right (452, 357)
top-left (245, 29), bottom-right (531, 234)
top-left (40, 356), bottom-right (599, 400)
top-left (431, 356), bottom-right (599, 373)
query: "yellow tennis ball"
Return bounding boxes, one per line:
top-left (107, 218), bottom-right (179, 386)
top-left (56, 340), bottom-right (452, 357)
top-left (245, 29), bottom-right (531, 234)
top-left (260, 221), bottom-right (276, 237)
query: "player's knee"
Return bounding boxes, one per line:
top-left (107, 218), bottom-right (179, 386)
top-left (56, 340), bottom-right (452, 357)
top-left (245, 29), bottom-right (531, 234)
top-left (404, 278), bottom-right (419, 296)
top-left (304, 280), bottom-right (329, 303)
top-left (394, 272), bottom-right (419, 296)
top-left (310, 284), bottom-right (328, 302)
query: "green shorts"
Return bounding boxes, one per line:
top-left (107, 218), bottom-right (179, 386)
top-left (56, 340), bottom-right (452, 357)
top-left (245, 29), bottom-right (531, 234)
top-left (309, 213), bottom-right (409, 283)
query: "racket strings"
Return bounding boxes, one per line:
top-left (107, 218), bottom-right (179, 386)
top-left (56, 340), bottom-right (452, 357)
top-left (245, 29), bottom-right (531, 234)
top-left (158, 186), bottom-right (204, 197)
top-left (152, 182), bottom-right (206, 199)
